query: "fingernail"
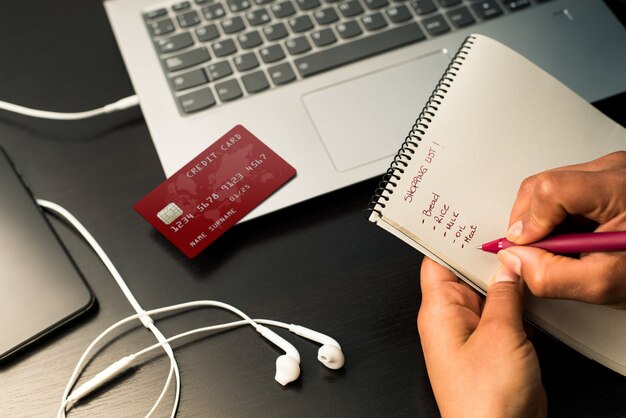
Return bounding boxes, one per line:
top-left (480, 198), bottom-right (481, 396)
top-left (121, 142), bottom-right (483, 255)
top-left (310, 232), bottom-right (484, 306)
top-left (492, 267), bottom-right (520, 284)
top-left (507, 220), bottom-right (523, 241)
top-left (498, 250), bottom-right (522, 276)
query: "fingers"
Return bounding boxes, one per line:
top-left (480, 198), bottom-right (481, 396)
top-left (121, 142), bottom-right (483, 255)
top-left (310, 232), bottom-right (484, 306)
top-left (503, 152), bottom-right (626, 306)
top-left (476, 272), bottom-right (525, 335)
top-left (498, 247), bottom-right (626, 305)
top-left (553, 151), bottom-right (626, 172)
top-left (419, 258), bottom-right (482, 313)
top-left (507, 168), bottom-right (626, 244)
top-left (419, 257), bottom-right (459, 300)
top-left (420, 257), bottom-right (459, 285)
top-left (548, 151), bottom-right (626, 173)
top-left (418, 257), bottom-right (482, 346)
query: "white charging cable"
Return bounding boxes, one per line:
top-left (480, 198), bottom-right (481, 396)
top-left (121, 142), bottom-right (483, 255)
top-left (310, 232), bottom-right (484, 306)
top-left (0, 95), bottom-right (139, 120)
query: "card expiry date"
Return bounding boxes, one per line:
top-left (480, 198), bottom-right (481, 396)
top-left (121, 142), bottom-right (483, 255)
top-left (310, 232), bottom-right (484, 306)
top-left (134, 125), bottom-right (296, 258)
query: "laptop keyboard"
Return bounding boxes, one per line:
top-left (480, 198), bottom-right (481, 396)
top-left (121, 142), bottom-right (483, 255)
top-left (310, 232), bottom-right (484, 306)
top-left (144, 0), bottom-right (549, 115)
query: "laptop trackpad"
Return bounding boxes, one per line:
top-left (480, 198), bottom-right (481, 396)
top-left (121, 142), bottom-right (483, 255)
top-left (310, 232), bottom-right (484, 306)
top-left (302, 51), bottom-right (450, 172)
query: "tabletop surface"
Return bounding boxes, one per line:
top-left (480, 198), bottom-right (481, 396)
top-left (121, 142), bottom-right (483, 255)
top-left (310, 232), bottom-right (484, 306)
top-left (1, 1), bottom-right (625, 416)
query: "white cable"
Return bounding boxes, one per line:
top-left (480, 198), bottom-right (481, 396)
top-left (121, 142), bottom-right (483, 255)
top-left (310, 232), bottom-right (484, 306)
top-left (57, 300), bottom-right (293, 416)
top-left (37, 200), bottom-right (180, 418)
top-left (134, 318), bottom-right (296, 359)
top-left (56, 303), bottom-right (259, 415)
top-left (40, 200), bottom-right (305, 416)
top-left (36, 200), bottom-right (148, 323)
top-left (0, 95), bottom-right (139, 120)
top-left (59, 301), bottom-right (303, 414)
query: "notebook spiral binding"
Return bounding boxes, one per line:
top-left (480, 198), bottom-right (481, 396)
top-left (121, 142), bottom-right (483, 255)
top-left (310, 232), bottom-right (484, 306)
top-left (366, 35), bottom-right (477, 220)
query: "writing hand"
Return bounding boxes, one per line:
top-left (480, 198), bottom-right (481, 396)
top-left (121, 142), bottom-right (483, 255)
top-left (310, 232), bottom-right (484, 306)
top-left (499, 151), bottom-right (626, 307)
top-left (418, 257), bottom-right (546, 418)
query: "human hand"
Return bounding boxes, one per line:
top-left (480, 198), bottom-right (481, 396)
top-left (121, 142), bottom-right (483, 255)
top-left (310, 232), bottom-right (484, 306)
top-left (498, 151), bottom-right (626, 307)
top-left (417, 257), bottom-right (546, 418)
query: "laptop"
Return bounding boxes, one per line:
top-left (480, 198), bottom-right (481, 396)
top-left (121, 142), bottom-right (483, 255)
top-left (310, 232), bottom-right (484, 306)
top-left (104, 0), bottom-right (626, 219)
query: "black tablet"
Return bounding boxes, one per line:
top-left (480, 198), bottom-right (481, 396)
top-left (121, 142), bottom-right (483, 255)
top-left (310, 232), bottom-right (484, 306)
top-left (0, 147), bottom-right (94, 361)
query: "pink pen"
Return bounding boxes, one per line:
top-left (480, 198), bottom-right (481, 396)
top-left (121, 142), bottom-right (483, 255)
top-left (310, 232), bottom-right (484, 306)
top-left (479, 231), bottom-right (626, 254)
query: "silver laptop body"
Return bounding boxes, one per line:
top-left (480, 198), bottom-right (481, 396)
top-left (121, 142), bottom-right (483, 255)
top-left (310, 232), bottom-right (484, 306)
top-left (105, 0), bottom-right (626, 219)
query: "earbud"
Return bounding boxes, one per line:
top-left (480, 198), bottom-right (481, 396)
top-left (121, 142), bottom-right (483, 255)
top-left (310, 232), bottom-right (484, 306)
top-left (274, 354), bottom-right (301, 386)
top-left (288, 324), bottom-right (345, 370)
top-left (316, 344), bottom-right (344, 370)
top-left (256, 325), bottom-right (301, 385)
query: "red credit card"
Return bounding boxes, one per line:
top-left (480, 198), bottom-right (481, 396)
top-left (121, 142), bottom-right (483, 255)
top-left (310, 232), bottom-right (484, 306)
top-left (134, 125), bottom-right (296, 258)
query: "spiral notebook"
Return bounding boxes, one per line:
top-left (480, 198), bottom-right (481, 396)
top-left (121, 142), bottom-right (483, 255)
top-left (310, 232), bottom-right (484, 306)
top-left (367, 34), bottom-right (626, 376)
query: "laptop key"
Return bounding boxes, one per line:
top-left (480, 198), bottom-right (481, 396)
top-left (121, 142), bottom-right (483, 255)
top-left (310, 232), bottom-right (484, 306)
top-left (259, 44), bottom-right (286, 63)
top-left (157, 32), bottom-right (194, 54)
top-left (437, 0), bottom-right (460, 7)
top-left (314, 7), bottom-right (340, 25)
top-left (294, 22), bottom-right (425, 77)
top-left (247, 8), bottom-right (272, 26)
top-left (503, 0), bottom-right (530, 11)
top-left (296, 0), bottom-right (321, 10)
top-left (227, 0), bottom-right (252, 12)
top-left (364, 0), bottom-right (388, 10)
top-left (410, 0), bottom-right (436, 15)
top-left (144, 8), bottom-right (168, 20)
top-left (310, 28), bottom-right (337, 47)
top-left (263, 23), bottom-right (289, 41)
top-left (196, 24), bottom-right (221, 42)
top-left (361, 13), bottom-right (387, 31)
top-left (336, 20), bottom-right (362, 39)
top-left (446, 6), bottom-right (474, 28)
top-left (215, 79), bottom-right (243, 101)
top-left (242, 70), bottom-right (270, 93)
top-left (207, 60), bottom-right (234, 80)
top-left (171, 68), bottom-right (208, 91)
top-left (238, 30), bottom-right (264, 49)
top-left (285, 36), bottom-right (312, 55)
top-left (422, 14), bottom-right (450, 35)
top-left (338, 0), bottom-right (364, 17)
top-left (148, 18), bottom-right (175, 37)
top-left (221, 17), bottom-right (246, 34)
top-left (271, 1), bottom-right (297, 18)
top-left (288, 15), bottom-right (314, 33)
top-left (267, 62), bottom-right (297, 85)
top-left (234, 52), bottom-right (260, 71)
top-left (177, 10), bottom-right (201, 27)
top-left (178, 87), bottom-right (216, 113)
top-left (471, 0), bottom-right (502, 20)
top-left (386, 5), bottom-right (412, 23)
top-left (202, 4), bottom-right (226, 20)
top-left (212, 39), bottom-right (238, 57)
top-left (173, 1), bottom-right (192, 11)
top-left (163, 47), bottom-right (211, 71)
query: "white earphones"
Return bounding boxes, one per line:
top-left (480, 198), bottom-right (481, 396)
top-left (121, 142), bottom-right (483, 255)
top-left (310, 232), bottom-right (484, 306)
top-left (288, 324), bottom-right (345, 370)
top-left (255, 321), bottom-right (346, 384)
top-left (59, 303), bottom-right (345, 416)
top-left (255, 324), bottom-right (302, 386)
top-left (38, 199), bottom-right (344, 417)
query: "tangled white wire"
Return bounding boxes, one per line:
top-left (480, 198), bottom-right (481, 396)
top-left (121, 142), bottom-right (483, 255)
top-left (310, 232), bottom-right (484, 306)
top-left (40, 200), bottom-right (340, 417)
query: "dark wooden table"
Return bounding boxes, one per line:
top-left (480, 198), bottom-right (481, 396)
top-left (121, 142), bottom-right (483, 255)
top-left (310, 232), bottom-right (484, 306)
top-left (1, 1), bottom-right (625, 416)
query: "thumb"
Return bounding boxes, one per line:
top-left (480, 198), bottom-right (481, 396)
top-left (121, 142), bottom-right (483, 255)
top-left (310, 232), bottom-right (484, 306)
top-left (479, 269), bottom-right (525, 333)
